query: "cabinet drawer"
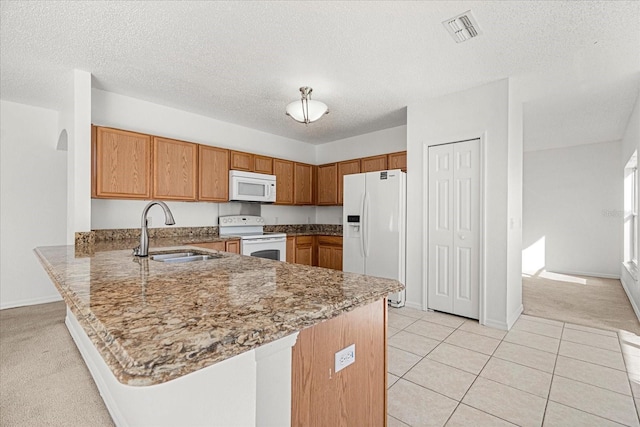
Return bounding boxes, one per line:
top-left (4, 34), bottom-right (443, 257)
top-left (317, 236), bottom-right (342, 246)
top-left (296, 235), bottom-right (314, 245)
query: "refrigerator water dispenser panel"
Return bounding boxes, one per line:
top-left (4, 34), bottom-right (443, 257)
top-left (346, 215), bottom-right (361, 237)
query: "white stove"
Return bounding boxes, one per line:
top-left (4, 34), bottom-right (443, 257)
top-left (218, 215), bottom-right (286, 261)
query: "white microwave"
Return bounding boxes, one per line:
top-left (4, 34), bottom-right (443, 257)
top-left (229, 170), bottom-right (276, 203)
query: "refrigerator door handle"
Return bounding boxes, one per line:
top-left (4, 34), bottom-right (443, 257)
top-left (363, 191), bottom-right (370, 257)
top-left (359, 193), bottom-right (365, 258)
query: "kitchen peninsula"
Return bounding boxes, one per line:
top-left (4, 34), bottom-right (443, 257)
top-left (35, 242), bottom-right (402, 426)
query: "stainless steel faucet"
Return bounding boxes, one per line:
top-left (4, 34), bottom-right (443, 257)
top-left (133, 201), bottom-right (176, 257)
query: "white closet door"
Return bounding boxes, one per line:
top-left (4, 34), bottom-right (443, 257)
top-left (428, 144), bottom-right (454, 313)
top-left (428, 140), bottom-right (480, 319)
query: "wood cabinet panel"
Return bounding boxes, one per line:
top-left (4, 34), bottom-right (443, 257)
top-left (273, 159), bottom-right (294, 205)
top-left (294, 163), bottom-right (314, 205)
top-left (94, 127), bottom-right (152, 199)
top-left (360, 155), bottom-right (388, 173)
top-left (295, 235), bottom-right (314, 266)
top-left (153, 137), bottom-right (198, 200)
top-left (191, 242), bottom-right (225, 251)
top-left (337, 159), bottom-right (360, 205)
top-left (230, 151), bottom-right (254, 171)
top-left (317, 163), bottom-right (338, 205)
top-left (254, 155), bottom-right (273, 174)
top-left (291, 299), bottom-right (386, 426)
top-left (286, 236), bottom-right (296, 263)
top-left (225, 239), bottom-right (240, 254)
top-left (199, 145), bottom-right (229, 202)
top-left (317, 236), bottom-right (343, 270)
top-left (387, 151), bottom-right (407, 172)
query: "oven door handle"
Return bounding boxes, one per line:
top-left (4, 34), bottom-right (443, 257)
top-left (242, 237), bottom-right (287, 244)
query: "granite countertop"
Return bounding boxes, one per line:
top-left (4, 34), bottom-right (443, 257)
top-left (35, 245), bottom-right (402, 386)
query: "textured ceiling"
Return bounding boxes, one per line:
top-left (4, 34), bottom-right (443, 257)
top-left (1, 1), bottom-right (639, 147)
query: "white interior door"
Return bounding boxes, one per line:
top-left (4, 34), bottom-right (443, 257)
top-left (427, 140), bottom-right (480, 319)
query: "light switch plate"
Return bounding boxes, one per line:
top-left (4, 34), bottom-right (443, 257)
top-left (335, 344), bottom-right (356, 373)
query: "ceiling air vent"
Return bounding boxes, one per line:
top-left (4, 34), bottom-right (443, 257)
top-left (443, 10), bottom-right (482, 43)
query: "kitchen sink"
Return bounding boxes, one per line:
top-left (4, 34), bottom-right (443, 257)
top-left (149, 251), bottom-right (223, 263)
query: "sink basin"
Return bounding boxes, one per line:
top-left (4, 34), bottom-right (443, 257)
top-left (150, 251), bottom-right (223, 263)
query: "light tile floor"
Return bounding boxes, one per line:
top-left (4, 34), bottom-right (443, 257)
top-left (387, 307), bottom-right (640, 427)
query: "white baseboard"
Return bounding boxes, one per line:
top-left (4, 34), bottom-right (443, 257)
top-left (507, 304), bottom-right (524, 330)
top-left (620, 275), bottom-right (640, 323)
top-left (483, 318), bottom-right (508, 331)
top-left (0, 294), bottom-right (62, 310)
top-left (550, 269), bottom-right (620, 280)
top-left (404, 301), bottom-right (423, 311)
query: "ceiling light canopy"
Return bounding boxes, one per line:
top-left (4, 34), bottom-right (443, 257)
top-left (286, 87), bottom-right (329, 124)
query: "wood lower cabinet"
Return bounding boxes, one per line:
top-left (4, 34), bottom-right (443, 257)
top-left (274, 159), bottom-right (294, 205)
top-left (191, 239), bottom-right (240, 253)
top-left (291, 299), bottom-right (386, 426)
top-left (294, 235), bottom-right (314, 266)
top-left (294, 163), bottom-right (314, 205)
top-left (360, 154), bottom-right (388, 173)
top-left (286, 236), bottom-right (296, 263)
top-left (93, 127), bottom-right (152, 199)
top-left (153, 137), bottom-right (198, 201)
top-left (317, 236), bottom-right (343, 271)
top-left (199, 145), bottom-right (229, 201)
top-left (387, 151), bottom-right (407, 172)
top-left (337, 159), bottom-right (360, 205)
top-left (317, 163), bottom-right (338, 205)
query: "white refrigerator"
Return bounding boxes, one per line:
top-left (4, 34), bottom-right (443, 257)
top-left (343, 169), bottom-right (406, 307)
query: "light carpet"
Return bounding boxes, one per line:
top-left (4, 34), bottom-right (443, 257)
top-left (523, 269), bottom-right (640, 334)
top-left (0, 301), bottom-right (113, 426)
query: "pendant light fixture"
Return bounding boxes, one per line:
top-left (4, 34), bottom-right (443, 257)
top-left (285, 87), bottom-right (329, 124)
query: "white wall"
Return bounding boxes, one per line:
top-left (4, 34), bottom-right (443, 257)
top-left (91, 89), bottom-right (316, 229)
top-left (1, 101), bottom-right (67, 308)
top-left (523, 140), bottom-right (623, 278)
top-left (621, 88), bottom-right (640, 318)
top-left (315, 125), bottom-right (407, 164)
top-left (406, 79), bottom-right (522, 329)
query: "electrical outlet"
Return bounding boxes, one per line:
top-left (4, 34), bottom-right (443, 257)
top-left (334, 344), bottom-right (355, 373)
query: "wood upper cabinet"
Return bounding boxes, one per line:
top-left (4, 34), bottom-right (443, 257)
top-left (153, 137), bottom-right (198, 201)
top-left (316, 163), bottom-right (338, 205)
top-left (273, 158), bottom-right (294, 205)
top-left (93, 126), bottom-right (152, 199)
top-left (199, 145), bottom-right (229, 202)
top-left (387, 151), bottom-right (407, 172)
top-left (254, 155), bottom-right (273, 174)
top-left (295, 235), bottom-right (315, 266)
top-left (286, 236), bottom-right (296, 263)
top-left (317, 236), bottom-right (343, 271)
top-left (229, 151), bottom-right (254, 171)
top-left (337, 159), bottom-right (360, 205)
top-left (360, 154), bottom-right (388, 173)
top-left (294, 163), bottom-right (314, 205)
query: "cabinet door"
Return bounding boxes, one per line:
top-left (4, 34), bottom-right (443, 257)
top-left (153, 137), bottom-right (198, 200)
top-left (94, 127), bottom-right (152, 199)
top-left (317, 163), bottom-right (338, 205)
top-left (332, 246), bottom-right (343, 271)
top-left (286, 236), bottom-right (296, 263)
top-left (317, 245), bottom-right (332, 269)
top-left (199, 145), bottom-right (229, 202)
top-left (337, 159), bottom-right (360, 205)
top-left (254, 155), bottom-right (273, 174)
top-left (294, 163), bottom-right (314, 205)
top-left (225, 239), bottom-right (240, 254)
top-left (387, 151), bottom-right (407, 172)
top-left (295, 235), bottom-right (314, 266)
top-left (360, 155), bottom-right (387, 173)
top-left (230, 151), bottom-right (254, 171)
top-left (191, 242), bottom-right (225, 251)
top-left (273, 159), bottom-right (294, 205)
